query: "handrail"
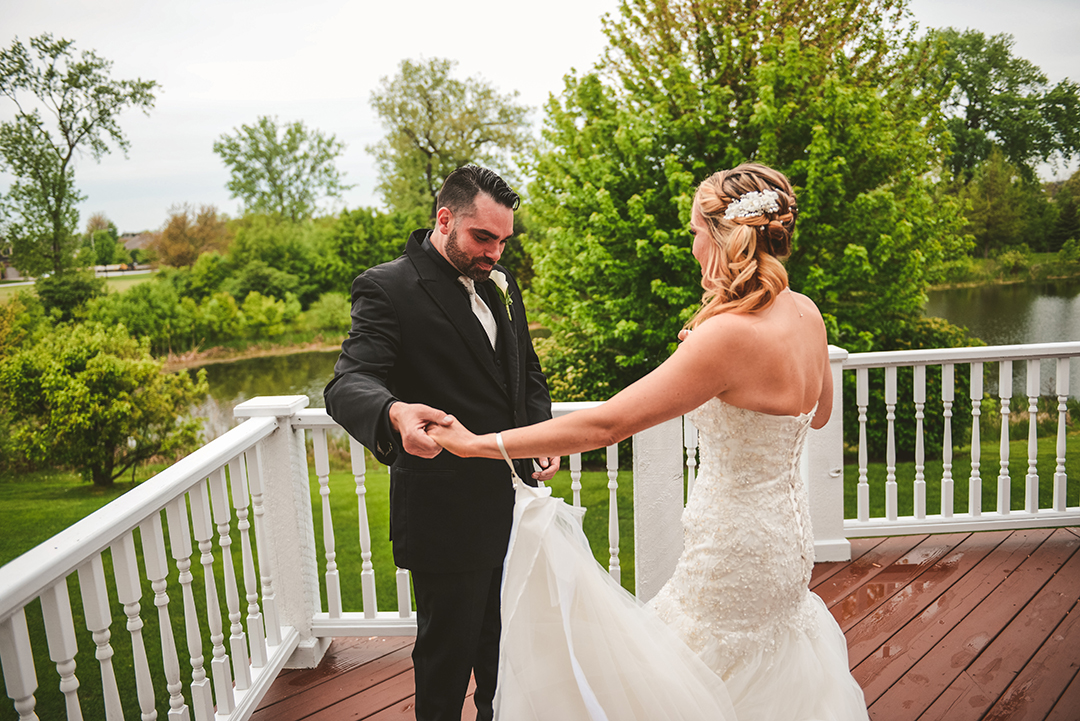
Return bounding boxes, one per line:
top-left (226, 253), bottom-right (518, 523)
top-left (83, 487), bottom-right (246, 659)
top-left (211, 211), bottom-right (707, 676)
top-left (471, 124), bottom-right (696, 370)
top-left (843, 341), bottom-right (1080, 369)
top-left (0, 415), bottom-right (278, 622)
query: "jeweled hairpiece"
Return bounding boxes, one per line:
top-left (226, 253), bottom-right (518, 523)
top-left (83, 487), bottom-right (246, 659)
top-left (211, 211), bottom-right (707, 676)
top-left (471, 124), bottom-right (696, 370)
top-left (723, 189), bottom-right (780, 220)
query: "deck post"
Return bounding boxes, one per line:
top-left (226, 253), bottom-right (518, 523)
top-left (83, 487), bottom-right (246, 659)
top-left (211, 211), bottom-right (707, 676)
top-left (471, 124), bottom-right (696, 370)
top-left (805, 346), bottom-right (852, 562)
top-left (234, 396), bottom-right (330, 669)
top-left (633, 417), bottom-right (685, 603)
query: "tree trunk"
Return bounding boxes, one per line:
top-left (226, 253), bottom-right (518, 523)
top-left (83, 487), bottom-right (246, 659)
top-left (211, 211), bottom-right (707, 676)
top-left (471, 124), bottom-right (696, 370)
top-left (91, 463), bottom-right (115, 487)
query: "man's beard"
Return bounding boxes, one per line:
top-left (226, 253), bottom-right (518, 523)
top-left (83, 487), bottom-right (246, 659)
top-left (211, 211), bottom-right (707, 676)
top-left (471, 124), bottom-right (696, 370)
top-left (445, 227), bottom-right (491, 282)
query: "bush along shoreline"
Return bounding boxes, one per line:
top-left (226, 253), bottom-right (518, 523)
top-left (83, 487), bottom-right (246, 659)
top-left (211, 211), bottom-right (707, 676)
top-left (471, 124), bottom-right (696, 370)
top-left (931, 250), bottom-right (1080, 289)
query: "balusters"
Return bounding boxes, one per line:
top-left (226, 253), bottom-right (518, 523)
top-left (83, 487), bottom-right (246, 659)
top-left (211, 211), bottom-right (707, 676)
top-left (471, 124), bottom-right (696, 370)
top-left (211, 464), bottom-right (250, 692)
top-left (0, 608), bottom-right (39, 721)
top-left (245, 445), bottom-right (281, 646)
top-left (885, 366), bottom-right (898, 521)
top-left (312, 428), bottom-right (342, 617)
top-left (139, 513), bottom-right (188, 720)
top-left (570, 453), bottom-right (583, 508)
top-left (941, 363), bottom-right (955, 517)
top-left (1026, 359), bottom-right (1040, 514)
top-left (230, 454), bottom-right (267, 669)
top-left (998, 361), bottom-right (1013, 515)
top-left (111, 532), bottom-right (156, 719)
top-left (683, 417), bottom-right (698, 500)
top-left (1055, 358), bottom-right (1070, 511)
top-left (914, 365), bottom-right (926, 520)
top-left (349, 435), bottom-right (379, 618)
top-left (40, 580), bottom-right (82, 720)
top-left (606, 445), bottom-right (620, 583)
top-left (190, 479), bottom-right (235, 716)
top-left (76, 556), bottom-right (123, 720)
top-left (970, 362), bottom-right (983, 516)
top-left (857, 368), bottom-right (869, 523)
top-left (166, 495), bottom-right (214, 721)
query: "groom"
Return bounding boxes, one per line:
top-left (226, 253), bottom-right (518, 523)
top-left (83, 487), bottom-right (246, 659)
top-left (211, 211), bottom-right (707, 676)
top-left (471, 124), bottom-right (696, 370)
top-left (324, 164), bottom-right (559, 721)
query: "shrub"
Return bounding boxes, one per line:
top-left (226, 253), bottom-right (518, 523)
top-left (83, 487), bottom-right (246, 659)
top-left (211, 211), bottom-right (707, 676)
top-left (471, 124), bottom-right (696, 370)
top-left (303, 292), bottom-right (352, 333)
top-left (1059, 237), bottom-right (1080, 263)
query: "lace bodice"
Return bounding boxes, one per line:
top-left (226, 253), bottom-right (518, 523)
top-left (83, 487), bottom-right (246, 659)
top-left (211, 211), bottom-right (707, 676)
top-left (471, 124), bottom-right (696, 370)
top-left (649, 397), bottom-right (819, 678)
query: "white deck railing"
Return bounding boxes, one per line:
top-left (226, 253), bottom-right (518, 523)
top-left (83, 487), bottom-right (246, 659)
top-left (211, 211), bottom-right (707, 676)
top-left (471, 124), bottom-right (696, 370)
top-left (1, 342), bottom-right (1077, 720)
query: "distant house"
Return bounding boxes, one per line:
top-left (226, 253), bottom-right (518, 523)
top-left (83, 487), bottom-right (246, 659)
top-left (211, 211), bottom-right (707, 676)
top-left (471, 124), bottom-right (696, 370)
top-left (121, 232), bottom-right (155, 252)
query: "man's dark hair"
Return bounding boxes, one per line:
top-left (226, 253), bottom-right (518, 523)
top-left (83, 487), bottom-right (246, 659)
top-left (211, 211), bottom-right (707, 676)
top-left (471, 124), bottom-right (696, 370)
top-left (437, 165), bottom-right (520, 217)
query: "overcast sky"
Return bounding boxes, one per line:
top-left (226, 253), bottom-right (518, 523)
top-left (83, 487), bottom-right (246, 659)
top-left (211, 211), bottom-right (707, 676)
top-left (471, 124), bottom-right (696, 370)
top-left (2, 0), bottom-right (1078, 234)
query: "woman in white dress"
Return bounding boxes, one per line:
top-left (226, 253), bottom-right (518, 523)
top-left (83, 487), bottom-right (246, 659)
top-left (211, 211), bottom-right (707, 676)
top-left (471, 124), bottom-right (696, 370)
top-left (430, 163), bottom-right (869, 720)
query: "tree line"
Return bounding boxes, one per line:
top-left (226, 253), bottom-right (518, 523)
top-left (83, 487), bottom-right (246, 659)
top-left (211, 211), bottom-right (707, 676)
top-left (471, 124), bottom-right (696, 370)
top-left (2, 0), bottom-right (1080, 485)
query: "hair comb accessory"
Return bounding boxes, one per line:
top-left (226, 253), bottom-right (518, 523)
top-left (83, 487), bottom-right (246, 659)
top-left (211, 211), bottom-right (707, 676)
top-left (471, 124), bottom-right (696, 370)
top-left (724, 189), bottom-right (780, 220)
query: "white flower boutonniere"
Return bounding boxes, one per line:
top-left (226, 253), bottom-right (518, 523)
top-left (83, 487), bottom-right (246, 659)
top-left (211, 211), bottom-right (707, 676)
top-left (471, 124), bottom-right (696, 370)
top-left (490, 270), bottom-right (513, 321)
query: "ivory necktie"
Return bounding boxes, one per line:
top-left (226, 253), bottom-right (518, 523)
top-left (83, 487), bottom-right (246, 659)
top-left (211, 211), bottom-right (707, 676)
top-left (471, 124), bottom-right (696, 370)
top-left (458, 276), bottom-right (498, 349)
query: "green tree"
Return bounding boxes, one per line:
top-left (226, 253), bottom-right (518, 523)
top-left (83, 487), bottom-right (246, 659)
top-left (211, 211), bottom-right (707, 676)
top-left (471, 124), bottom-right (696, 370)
top-left (1049, 172), bottom-right (1080, 253)
top-left (0, 322), bottom-right (208, 486)
top-left (35, 269), bottom-right (105, 321)
top-left (0, 34), bottom-right (157, 276)
top-left (313, 206), bottom-right (422, 294)
top-left (936, 28), bottom-right (1080, 182)
top-left (213, 116), bottom-right (353, 223)
top-left (957, 149), bottom-right (1044, 257)
top-left (87, 280), bottom-right (196, 354)
top-left (368, 58), bottom-right (532, 220)
top-left (526, 0), bottom-right (968, 399)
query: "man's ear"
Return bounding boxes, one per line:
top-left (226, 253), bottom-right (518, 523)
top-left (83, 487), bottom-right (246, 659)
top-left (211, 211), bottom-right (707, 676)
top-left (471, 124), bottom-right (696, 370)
top-left (435, 206), bottom-right (453, 234)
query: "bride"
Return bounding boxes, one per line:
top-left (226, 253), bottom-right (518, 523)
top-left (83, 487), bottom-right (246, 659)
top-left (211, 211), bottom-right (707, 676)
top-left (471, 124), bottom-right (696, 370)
top-left (429, 163), bottom-right (869, 720)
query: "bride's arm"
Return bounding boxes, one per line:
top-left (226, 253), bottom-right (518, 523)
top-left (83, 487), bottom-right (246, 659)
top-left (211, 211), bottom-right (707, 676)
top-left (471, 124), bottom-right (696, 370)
top-left (429, 316), bottom-right (746, 459)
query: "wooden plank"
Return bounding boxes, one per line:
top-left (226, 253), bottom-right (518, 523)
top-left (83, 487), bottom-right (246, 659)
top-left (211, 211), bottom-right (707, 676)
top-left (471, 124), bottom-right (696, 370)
top-left (843, 530), bottom-right (1011, 666)
top-left (867, 528), bottom-right (1078, 718)
top-left (830, 532), bottom-right (970, 632)
top-left (981, 597), bottom-right (1080, 721)
top-left (813, 534), bottom-right (929, 607)
top-left (252, 644), bottom-right (414, 720)
top-left (854, 527), bottom-right (1053, 705)
top-left (305, 667), bottom-right (417, 721)
top-left (811, 537), bottom-right (885, 588)
top-left (919, 544), bottom-right (1080, 720)
top-left (1045, 661), bottom-right (1080, 721)
top-left (258, 636), bottom-right (414, 707)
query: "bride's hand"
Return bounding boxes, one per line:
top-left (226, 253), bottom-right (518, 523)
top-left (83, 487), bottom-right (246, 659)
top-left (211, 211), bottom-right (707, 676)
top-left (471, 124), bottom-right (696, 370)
top-left (678, 329), bottom-right (691, 342)
top-left (426, 414), bottom-right (478, 457)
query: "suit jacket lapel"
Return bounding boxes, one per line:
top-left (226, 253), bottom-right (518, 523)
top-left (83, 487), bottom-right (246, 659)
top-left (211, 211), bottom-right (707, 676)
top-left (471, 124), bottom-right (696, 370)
top-left (405, 236), bottom-right (508, 398)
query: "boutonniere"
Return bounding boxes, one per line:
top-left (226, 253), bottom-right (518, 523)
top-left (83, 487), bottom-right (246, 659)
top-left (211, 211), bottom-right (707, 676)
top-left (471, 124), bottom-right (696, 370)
top-left (490, 270), bottom-right (513, 321)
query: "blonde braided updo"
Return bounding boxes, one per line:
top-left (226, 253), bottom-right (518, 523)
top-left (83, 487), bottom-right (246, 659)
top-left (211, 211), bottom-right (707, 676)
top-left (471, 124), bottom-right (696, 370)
top-left (688, 162), bottom-right (798, 328)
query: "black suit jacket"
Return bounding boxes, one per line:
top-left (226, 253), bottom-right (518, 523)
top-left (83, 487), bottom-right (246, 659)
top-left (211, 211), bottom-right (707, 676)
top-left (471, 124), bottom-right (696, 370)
top-left (324, 230), bottom-right (553, 573)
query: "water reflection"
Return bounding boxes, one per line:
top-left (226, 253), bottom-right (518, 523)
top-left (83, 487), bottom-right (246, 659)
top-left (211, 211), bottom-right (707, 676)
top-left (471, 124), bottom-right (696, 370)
top-left (192, 351), bottom-right (339, 438)
top-left (924, 279), bottom-right (1080, 397)
top-left (924, 280), bottom-right (1080, 345)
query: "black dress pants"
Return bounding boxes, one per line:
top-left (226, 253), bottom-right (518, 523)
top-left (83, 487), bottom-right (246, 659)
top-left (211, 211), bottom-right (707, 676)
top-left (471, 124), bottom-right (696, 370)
top-left (411, 565), bottom-right (503, 721)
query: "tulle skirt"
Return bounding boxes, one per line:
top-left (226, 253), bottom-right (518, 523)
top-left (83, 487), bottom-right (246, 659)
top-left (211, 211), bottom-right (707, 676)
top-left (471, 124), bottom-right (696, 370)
top-left (494, 482), bottom-right (738, 721)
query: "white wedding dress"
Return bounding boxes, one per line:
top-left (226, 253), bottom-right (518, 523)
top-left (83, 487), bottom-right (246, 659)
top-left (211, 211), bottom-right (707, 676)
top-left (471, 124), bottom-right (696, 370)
top-left (494, 398), bottom-right (869, 720)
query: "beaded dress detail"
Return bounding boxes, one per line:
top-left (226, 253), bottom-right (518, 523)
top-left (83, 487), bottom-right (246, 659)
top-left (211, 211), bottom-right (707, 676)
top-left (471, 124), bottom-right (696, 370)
top-left (649, 398), bottom-right (868, 720)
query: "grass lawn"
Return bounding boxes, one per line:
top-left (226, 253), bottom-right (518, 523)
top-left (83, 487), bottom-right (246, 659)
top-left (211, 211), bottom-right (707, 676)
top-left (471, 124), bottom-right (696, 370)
top-left (0, 273), bottom-right (154, 303)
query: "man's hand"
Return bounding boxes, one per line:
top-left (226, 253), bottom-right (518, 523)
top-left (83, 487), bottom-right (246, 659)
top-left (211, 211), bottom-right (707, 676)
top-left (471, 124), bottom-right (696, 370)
top-left (533, 456), bottom-right (561, 482)
top-left (389, 402), bottom-right (450, 459)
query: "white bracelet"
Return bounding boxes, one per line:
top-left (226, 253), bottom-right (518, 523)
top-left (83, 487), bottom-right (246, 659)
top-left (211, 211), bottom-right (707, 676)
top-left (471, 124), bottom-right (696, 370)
top-left (495, 432), bottom-right (522, 485)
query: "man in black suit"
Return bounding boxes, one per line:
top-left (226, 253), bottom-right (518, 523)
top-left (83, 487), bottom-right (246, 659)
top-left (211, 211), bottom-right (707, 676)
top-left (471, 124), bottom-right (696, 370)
top-left (324, 165), bottom-right (559, 721)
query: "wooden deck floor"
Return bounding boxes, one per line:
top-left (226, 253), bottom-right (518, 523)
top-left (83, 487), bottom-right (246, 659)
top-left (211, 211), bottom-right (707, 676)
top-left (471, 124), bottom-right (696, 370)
top-left (254, 527), bottom-right (1080, 720)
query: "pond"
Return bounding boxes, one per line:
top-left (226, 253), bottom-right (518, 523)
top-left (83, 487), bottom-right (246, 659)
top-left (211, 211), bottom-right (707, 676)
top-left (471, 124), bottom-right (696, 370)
top-left (192, 279), bottom-right (1080, 436)
top-left (924, 279), bottom-right (1080, 346)
top-left (193, 351), bottom-right (340, 438)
